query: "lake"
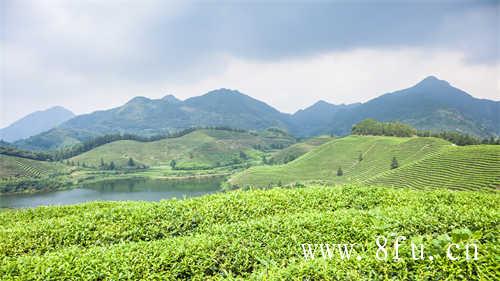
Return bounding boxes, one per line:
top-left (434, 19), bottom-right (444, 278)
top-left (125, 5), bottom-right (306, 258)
top-left (0, 177), bottom-right (223, 209)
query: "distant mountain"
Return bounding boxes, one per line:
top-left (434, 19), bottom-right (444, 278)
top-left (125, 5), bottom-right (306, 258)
top-left (291, 76), bottom-right (499, 137)
top-left (290, 101), bottom-right (360, 137)
top-left (0, 106), bottom-right (74, 142)
top-left (14, 76), bottom-right (499, 150)
top-left (16, 90), bottom-right (291, 150)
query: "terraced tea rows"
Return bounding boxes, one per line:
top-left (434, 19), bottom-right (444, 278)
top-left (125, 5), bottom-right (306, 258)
top-left (0, 155), bottom-right (68, 178)
top-left (364, 145), bottom-right (500, 190)
top-left (70, 129), bottom-right (295, 168)
top-left (230, 136), bottom-right (451, 187)
top-left (1, 185), bottom-right (498, 280)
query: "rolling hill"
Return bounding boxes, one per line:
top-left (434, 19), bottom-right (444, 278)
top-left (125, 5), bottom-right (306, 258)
top-left (268, 135), bottom-right (334, 164)
top-left (0, 154), bottom-right (70, 179)
top-left (230, 135), bottom-right (500, 190)
top-left (363, 145), bottom-right (500, 190)
top-left (14, 76), bottom-right (499, 150)
top-left (0, 106), bottom-right (74, 142)
top-left (69, 129), bottom-right (296, 169)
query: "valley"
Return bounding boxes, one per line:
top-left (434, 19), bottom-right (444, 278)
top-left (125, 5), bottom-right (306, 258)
top-left (1, 80), bottom-right (498, 280)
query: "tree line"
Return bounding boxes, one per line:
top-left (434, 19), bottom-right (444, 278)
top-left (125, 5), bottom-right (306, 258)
top-left (0, 126), bottom-right (250, 162)
top-left (352, 119), bottom-right (499, 146)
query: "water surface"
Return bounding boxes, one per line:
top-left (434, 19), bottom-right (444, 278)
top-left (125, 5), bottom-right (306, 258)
top-left (0, 177), bottom-right (222, 209)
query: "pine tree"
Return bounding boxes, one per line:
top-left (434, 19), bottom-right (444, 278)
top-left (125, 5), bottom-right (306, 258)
top-left (109, 161), bottom-right (115, 170)
top-left (358, 153), bottom-right (363, 162)
top-left (391, 157), bottom-right (399, 169)
top-left (170, 160), bottom-right (177, 169)
top-left (128, 157), bottom-right (135, 166)
top-left (337, 167), bottom-right (343, 176)
top-left (100, 158), bottom-right (105, 168)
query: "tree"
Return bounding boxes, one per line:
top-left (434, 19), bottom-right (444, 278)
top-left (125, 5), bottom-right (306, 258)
top-left (170, 160), bottom-right (177, 169)
top-left (262, 155), bottom-right (268, 165)
top-left (337, 167), bottom-right (343, 176)
top-left (391, 157), bottom-right (399, 169)
top-left (109, 161), bottom-right (115, 170)
top-left (128, 157), bottom-right (135, 166)
top-left (239, 151), bottom-right (248, 160)
top-left (100, 158), bottom-right (105, 168)
top-left (358, 153), bottom-right (363, 162)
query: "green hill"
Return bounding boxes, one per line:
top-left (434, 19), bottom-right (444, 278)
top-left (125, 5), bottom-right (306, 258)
top-left (70, 129), bottom-right (295, 169)
top-left (269, 136), bottom-right (333, 164)
top-left (230, 135), bottom-right (451, 187)
top-left (0, 154), bottom-right (69, 178)
top-left (363, 145), bottom-right (500, 190)
top-left (1, 185), bottom-right (498, 279)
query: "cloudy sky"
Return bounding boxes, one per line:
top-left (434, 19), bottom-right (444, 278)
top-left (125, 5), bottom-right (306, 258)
top-left (0, 0), bottom-right (499, 127)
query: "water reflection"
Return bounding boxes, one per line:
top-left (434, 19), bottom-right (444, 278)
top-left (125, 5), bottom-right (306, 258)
top-left (0, 177), bottom-right (223, 209)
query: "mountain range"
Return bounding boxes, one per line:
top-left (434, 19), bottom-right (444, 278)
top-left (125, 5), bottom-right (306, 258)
top-left (7, 76), bottom-right (499, 150)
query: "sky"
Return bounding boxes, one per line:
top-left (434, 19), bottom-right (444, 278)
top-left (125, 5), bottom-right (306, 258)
top-left (0, 0), bottom-right (499, 127)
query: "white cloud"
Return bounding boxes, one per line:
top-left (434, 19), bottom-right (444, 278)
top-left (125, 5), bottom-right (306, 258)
top-left (165, 48), bottom-right (500, 113)
top-left (1, 1), bottom-right (498, 128)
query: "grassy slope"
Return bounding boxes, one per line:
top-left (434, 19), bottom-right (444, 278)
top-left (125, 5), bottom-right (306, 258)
top-left (269, 135), bottom-right (333, 164)
top-left (0, 154), bottom-right (69, 178)
top-left (1, 185), bottom-right (498, 280)
top-left (70, 129), bottom-right (295, 169)
top-left (230, 135), bottom-right (451, 187)
top-left (364, 145), bottom-right (500, 190)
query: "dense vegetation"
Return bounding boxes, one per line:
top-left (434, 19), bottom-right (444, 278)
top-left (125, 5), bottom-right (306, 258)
top-left (352, 119), bottom-right (417, 137)
top-left (1, 185), bottom-right (497, 280)
top-left (352, 119), bottom-right (499, 146)
top-left (0, 145), bottom-right (54, 161)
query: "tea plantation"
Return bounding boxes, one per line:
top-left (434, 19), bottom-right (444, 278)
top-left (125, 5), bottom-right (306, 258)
top-left (1, 185), bottom-right (498, 280)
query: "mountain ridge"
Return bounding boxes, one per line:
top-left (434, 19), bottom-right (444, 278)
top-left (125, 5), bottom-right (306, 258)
top-left (12, 76), bottom-right (499, 150)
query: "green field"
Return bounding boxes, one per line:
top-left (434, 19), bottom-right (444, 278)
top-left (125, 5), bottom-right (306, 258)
top-left (269, 135), bottom-right (333, 164)
top-left (70, 129), bottom-right (295, 169)
top-left (0, 154), bottom-right (70, 178)
top-left (364, 145), bottom-right (500, 190)
top-left (0, 185), bottom-right (498, 280)
top-left (230, 135), bottom-right (453, 187)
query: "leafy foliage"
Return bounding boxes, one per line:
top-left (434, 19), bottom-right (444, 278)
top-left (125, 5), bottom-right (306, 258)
top-left (352, 119), bottom-right (416, 137)
top-left (0, 185), bottom-right (498, 279)
top-left (353, 119), bottom-right (497, 146)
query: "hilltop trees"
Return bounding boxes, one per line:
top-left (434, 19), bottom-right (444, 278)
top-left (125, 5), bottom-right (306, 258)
top-left (352, 119), bottom-right (416, 137)
top-left (352, 119), bottom-right (495, 146)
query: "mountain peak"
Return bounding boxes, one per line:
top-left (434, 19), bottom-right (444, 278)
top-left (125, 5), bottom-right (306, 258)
top-left (205, 88), bottom-right (244, 97)
top-left (0, 106), bottom-right (75, 142)
top-left (126, 96), bottom-right (151, 104)
top-left (415, 75), bottom-right (450, 88)
top-left (161, 94), bottom-right (181, 104)
top-left (313, 100), bottom-right (334, 107)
